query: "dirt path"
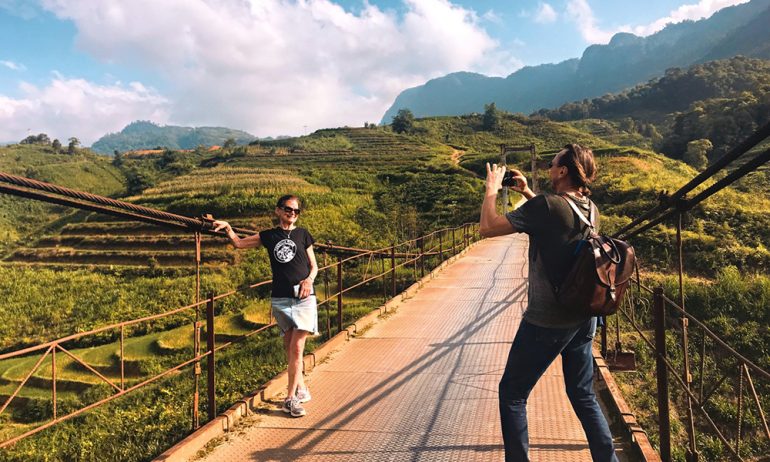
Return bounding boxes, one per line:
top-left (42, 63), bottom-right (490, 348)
top-left (450, 147), bottom-right (465, 165)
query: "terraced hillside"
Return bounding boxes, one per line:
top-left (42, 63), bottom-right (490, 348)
top-left (0, 145), bottom-right (125, 254)
top-left (0, 301), bottom-right (271, 432)
top-left (0, 117), bottom-right (618, 355)
top-left (2, 128), bottom-right (449, 269)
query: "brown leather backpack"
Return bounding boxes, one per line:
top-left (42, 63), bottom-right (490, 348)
top-left (555, 196), bottom-right (636, 316)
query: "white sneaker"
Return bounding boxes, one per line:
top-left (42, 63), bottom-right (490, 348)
top-left (281, 397), bottom-right (306, 417)
top-left (296, 387), bottom-right (312, 404)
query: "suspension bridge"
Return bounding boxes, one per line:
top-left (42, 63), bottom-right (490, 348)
top-left (1, 121), bottom-right (770, 461)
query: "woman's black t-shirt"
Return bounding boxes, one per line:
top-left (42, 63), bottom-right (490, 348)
top-left (258, 227), bottom-right (315, 298)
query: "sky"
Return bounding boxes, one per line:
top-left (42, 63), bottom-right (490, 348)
top-left (0, 0), bottom-right (751, 145)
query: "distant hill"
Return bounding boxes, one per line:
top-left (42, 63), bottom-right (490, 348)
top-left (91, 121), bottom-right (257, 154)
top-left (381, 0), bottom-right (770, 124)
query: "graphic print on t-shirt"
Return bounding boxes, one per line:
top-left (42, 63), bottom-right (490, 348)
top-left (274, 238), bottom-right (297, 263)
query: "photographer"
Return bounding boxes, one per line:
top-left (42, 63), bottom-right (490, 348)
top-left (213, 194), bottom-right (318, 418)
top-left (480, 144), bottom-right (617, 462)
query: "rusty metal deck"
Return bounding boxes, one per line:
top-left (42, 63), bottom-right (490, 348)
top-left (201, 234), bottom-right (600, 461)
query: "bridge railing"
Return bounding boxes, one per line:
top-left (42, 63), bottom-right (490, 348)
top-left (0, 171), bottom-right (480, 449)
top-left (606, 120), bottom-right (770, 461)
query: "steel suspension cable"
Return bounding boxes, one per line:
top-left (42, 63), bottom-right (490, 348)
top-left (614, 120), bottom-right (770, 239)
top-left (0, 172), bottom-right (211, 231)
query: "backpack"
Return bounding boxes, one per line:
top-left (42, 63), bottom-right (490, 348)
top-left (553, 195), bottom-right (636, 316)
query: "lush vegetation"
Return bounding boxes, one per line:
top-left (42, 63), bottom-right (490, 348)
top-left (612, 269), bottom-right (770, 460)
top-left (535, 57), bottom-right (770, 163)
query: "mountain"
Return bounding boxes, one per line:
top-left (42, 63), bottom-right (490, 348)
top-left (91, 121), bottom-right (257, 154)
top-left (381, 0), bottom-right (770, 124)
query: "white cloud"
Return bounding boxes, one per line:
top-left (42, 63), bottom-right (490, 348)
top-left (534, 3), bottom-right (557, 24)
top-left (0, 76), bottom-right (169, 145)
top-left (632, 0), bottom-right (750, 36)
top-left (566, 0), bottom-right (750, 44)
top-left (0, 60), bottom-right (26, 71)
top-left (24, 0), bottom-right (519, 138)
top-left (565, 0), bottom-right (618, 43)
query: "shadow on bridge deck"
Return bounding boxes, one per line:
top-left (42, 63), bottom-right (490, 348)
top-left (197, 234), bottom-right (635, 462)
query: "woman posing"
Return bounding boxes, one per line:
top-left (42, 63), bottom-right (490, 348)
top-left (213, 194), bottom-right (318, 417)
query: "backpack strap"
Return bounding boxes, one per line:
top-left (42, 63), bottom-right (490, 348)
top-left (561, 194), bottom-right (595, 235)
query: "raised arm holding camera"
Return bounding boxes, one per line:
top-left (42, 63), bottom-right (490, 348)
top-left (480, 144), bottom-right (618, 462)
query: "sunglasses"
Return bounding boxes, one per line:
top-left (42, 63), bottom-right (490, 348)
top-left (281, 206), bottom-right (301, 215)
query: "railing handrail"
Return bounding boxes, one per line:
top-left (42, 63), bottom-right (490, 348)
top-left (0, 222), bottom-right (476, 362)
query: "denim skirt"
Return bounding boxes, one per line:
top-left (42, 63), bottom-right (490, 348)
top-left (271, 296), bottom-right (319, 335)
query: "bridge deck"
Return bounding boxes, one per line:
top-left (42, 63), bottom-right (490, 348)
top-left (201, 234), bottom-right (615, 461)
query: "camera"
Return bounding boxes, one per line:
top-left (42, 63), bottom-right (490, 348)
top-left (501, 171), bottom-right (519, 188)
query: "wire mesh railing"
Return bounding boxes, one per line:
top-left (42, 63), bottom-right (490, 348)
top-left (604, 119), bottom-right (770, 461)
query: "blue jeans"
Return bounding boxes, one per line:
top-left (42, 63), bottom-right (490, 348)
top-left (498, 317), bottom-right (618, 462)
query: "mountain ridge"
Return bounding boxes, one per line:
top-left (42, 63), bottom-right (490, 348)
top-left (381, 0), bottom-right (770, 124)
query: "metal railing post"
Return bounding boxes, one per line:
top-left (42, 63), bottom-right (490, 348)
top-left (51, 346), bottom-right (57, 420)
top-left (653, 287), bottom-right (671, 462)
top-left (600, 319), bottom-right (608, 357)
top-left (192, 232), bottom-right (202, 430)
top-left (192, 318), bottom-right (201, 430)
top-left (677, 213), bottom-right (698, 461)
top-left (737, 363), bottom-right (745, 454)
top-left (120, 325), bottom-right (125, 391)
top-left (391, 244), bottom-right (396, 297)
top-left (419, 237), bottom-right (425, 278)
top-left (206, 293), bottom-right (216, 421)
top-left (323, 248), bottom-right (331, 339)
top-left (337, 256), bottom-right (343, 333)
top-left (381, 253), bottom-right (387, 303)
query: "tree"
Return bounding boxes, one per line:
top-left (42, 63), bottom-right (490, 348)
top-left (482, 102), bottom-right (501, 131)
top-left (391, 108), bottom-right (414, 134)
top-left (223, 138), bottom-right (237, 149)
top-left (51, 139), bottom-right (62, 153)
top-left (684, 139), bottom-right (712, 170)
top-left (67, 137), bottom-right (80, 155)
top-left (112, 151), bottom-right (124, 167)
top-left (20, 133), bottom-right (51, 145)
